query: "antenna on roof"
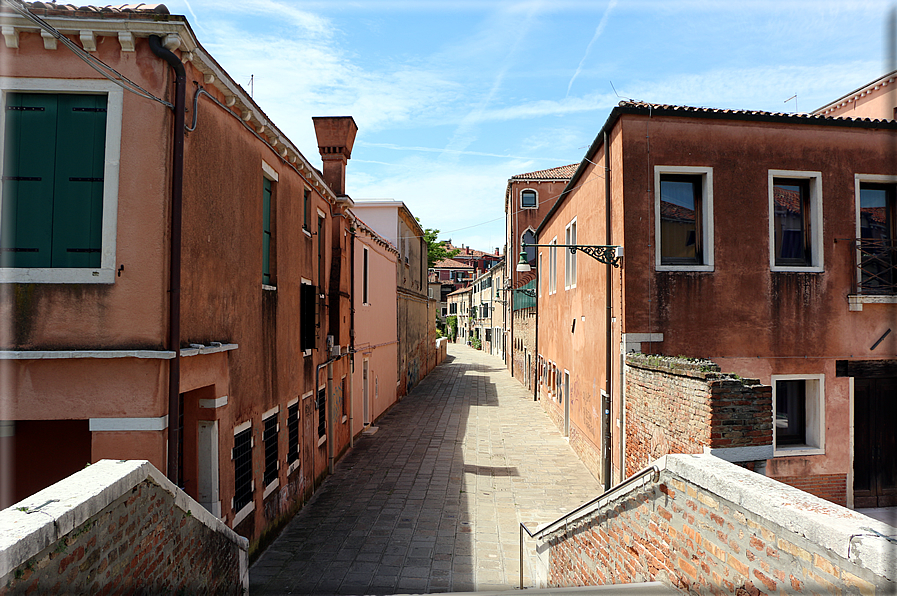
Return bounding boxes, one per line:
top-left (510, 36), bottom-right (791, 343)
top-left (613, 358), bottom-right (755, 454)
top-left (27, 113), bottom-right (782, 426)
top-left (888, 5), bottom-right (896, 74)
top-left (610, 80), bottom-right (629, 101)
top-left (784, 94), bottom-right (798, 113)
top-left (249, 74), bottom-right (254, 98)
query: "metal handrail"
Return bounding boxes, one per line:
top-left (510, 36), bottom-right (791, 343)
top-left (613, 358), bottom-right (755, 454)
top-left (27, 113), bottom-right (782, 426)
top-left (518, 464), bottom-right (661, 589)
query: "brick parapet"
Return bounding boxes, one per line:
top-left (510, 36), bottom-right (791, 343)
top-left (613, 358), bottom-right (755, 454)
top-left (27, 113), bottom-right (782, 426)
top-left (625, 355), bottom-right (772, 475)
top-left (0, 460), bottom-right (248, 594)
top-left (541, 454), bottom-right (894, 594)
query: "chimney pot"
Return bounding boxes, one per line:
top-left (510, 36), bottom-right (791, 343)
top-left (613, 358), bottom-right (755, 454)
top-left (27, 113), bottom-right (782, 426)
top-left (312, 116), bottom-right (358, 196)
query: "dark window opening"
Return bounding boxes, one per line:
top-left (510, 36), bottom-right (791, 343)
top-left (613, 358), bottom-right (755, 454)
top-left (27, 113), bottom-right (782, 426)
top-left (659, 173), bottom-right (702, 265)
top-left (317, 387), bottom-right (326, 439)
top-left (773, 178), bottom-right (811, 266)
top-left (775, 380), bottom-right (807, 446)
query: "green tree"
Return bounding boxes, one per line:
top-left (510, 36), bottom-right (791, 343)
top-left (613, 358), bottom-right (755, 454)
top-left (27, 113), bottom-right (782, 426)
top-left (418, 219), bottom-right (459, 267)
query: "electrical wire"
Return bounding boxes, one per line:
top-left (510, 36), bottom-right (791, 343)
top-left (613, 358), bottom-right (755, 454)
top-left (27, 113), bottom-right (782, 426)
top-left (0, 0), bottom-right (173, 108)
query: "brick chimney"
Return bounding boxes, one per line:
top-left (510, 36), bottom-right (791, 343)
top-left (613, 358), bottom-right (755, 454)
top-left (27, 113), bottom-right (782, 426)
top-left (312, 116), bottom-right (358, 196)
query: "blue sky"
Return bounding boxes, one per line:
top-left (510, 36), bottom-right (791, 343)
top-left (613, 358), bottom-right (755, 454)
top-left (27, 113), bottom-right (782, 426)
top-left (165, 0), bottom-right (892, 252)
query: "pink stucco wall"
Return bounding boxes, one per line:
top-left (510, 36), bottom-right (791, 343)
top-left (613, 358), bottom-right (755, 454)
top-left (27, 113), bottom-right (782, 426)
top-left (352, 230), bottom-right (398, 435)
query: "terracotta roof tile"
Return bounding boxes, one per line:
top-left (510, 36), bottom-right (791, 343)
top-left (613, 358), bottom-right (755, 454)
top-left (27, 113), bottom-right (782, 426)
top-left (433, 258), bottom-right (473, 269)
top-left (511, 164), bottom-right (578, 180)
top-left (616, 100), bottom-right (894, 126)
top-left (22, 2), bottom-right (170, 16)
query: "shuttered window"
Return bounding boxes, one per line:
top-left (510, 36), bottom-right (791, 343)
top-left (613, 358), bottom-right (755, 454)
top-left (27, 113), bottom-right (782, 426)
top-left (1, 93), bottom-right (106, 268)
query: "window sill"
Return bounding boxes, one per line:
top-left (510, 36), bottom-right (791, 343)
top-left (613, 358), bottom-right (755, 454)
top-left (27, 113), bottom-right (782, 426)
top-left (770, 266), bottom-right (824, 274)
top-left (263, 478), bottom-right (279, 499)
top-left (317, 435), bottom-right (326, 447)
top-left (774, 445), bottom-right (824, 458)
top-left (303, 349), bottom-right (312, 357)
top-left (341, 415), bottom-right (348, 423)
top-left (521, 205), bottom-right (538, 210)
top-left (848, 294), bottom-right (897, 311)
top-left (231, 501), bottom-right (254, 528)
top-left (262, 284), bottom-right (277, 291)
top-left (288, 458), bottom-right (300, 475)
top-left (1, 267), bottom-right (115, 284)
top-left (655, 264), bottom-right (714, 272)
top-left (302, 227), bottom-right (312, 238)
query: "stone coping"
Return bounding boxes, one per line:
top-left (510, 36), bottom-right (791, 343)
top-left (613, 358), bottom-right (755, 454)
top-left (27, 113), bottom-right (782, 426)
top-left (0, 459), bottom-right (248, 581)
top-left (539, 454), bottom-right (895, 582)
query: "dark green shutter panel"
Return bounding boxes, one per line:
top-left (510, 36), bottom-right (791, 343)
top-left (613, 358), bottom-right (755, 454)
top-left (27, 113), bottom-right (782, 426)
top-left (262, 177), bottom-right (272, 284)
top-left (1, 93), bottom-right (58, 267)
top-left (52, 94), bottom-right (106, 268)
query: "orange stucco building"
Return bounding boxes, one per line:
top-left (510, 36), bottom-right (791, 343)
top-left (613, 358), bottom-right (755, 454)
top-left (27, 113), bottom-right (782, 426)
top-left (0, 2), bottom-right (366, 546)
top-left (534, 101), bottom-right (897, 508)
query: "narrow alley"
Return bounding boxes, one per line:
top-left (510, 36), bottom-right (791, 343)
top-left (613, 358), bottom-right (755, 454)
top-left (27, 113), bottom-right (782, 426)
top-left (249, 344), bottom-right (602, 595)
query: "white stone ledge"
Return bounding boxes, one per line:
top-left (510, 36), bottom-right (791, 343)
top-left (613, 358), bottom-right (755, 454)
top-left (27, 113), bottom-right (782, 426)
top-left (89, 416), bottom-right (168, 432)
top-left (848, 294), bottom-right (897, 311)
top-left (703, 444), bottom-right (773, 463)
top-left (0, 460), bottom-right (248, 583)
top-left (0, 350), bottom-right (175, 360)
top-left (180, 343), bottom-right (238, 357)
top-left (0, 343), bottom-right (238, 360)
top-left (663, 453), bottom-right (896, 581)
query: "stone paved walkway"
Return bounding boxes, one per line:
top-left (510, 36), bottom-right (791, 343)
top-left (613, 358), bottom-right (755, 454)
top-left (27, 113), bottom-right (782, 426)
top-left (250, 344), bottom-right (603, 595)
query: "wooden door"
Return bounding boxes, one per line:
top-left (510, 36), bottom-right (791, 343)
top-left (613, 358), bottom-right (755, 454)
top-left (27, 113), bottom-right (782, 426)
top-left (855, 377), bottom-right (897, 507)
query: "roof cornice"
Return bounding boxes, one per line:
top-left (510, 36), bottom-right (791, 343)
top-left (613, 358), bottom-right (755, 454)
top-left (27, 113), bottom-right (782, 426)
top-left (0, 3), bottom-right (339, 203)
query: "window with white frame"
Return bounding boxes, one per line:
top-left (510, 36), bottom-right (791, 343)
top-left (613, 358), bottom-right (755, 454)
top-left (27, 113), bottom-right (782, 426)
top-left (769, 170), bottom-right (823, 271)
top-left (549, 238), bottom-right (557, 294)
top-left (655, 166), bottom-right (714, 271)
top-left (772, 374), bottom-right (824, 455)
top-left (565, 218), bottom-right (577, 289)
top-left (521, 189), bottom-right (537, 209)
top-left (855, 175), bottom-right (897, 294)
top-left (0, 79), bottom-right (123, 283)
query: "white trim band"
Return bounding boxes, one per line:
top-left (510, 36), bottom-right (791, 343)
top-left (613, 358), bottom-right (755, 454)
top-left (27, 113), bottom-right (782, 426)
top-left (89, 415), bottom-right (168, 432)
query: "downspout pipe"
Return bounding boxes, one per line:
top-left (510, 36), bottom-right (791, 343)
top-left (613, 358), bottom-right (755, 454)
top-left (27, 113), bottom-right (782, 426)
top-left (149, 34), bottom-right (186, 484)
top-left (604, 131), bottom-right (613, 491)
top-left (349, 228), bottom-right (356, 448)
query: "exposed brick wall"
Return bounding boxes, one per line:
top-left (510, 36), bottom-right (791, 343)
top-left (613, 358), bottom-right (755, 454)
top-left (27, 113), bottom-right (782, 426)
top-left (1, 478), bottom-right (244, 595)
top-left (773, 474), bottom-right (847, 507)
top-left (543, 455), bottom-right (892, 595)
top-left (625, 355), bottom-right (772, 476)
top-left (512, 307), bottom-right (536, 388)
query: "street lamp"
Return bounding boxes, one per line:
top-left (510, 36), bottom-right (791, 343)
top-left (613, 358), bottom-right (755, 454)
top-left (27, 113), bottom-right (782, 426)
top-left (515, 243), bottom-right (623, 272)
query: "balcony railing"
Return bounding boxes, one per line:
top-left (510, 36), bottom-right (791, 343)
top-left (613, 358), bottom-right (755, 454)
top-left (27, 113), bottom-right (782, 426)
top-left (854, 238), bottom-right (897, 294)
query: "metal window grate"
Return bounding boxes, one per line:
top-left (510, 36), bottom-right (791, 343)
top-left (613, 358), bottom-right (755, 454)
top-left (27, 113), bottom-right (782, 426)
top-left (855, 238), bottom-right (897, 294)
top-left (287, 403), bottom-right (299, 464)
top-left (317, 388), bottom-right (326, 438)
top-left (263, 415), bottom-right (278, 486)
top-left (233, 428), bottom-right (253, 513)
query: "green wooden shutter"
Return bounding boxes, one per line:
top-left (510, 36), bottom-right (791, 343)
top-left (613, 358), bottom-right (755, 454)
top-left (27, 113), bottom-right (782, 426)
top-left (262, 177), bottom-right (272, 284)
top-left (1, 93), bottom-right (58, 268)
top-left (51, 94), bottom-right (106, 268)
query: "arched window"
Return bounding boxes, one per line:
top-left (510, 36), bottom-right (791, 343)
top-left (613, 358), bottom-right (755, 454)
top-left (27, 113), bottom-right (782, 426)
top-left (521, 229), bottom-right (536, 264)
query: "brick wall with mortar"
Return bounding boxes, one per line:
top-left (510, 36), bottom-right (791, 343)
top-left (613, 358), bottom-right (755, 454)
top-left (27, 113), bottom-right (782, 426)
top-left (0, 460), bottom-right (248, 595)
top-left (540, 454), bottom-right (894, 595)
top-left (512, 307), bottom-right (536, 389)
top-left (773, 474), bottom-right (847, 507)
top-left (625, 355), bottom-right (772, 477)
